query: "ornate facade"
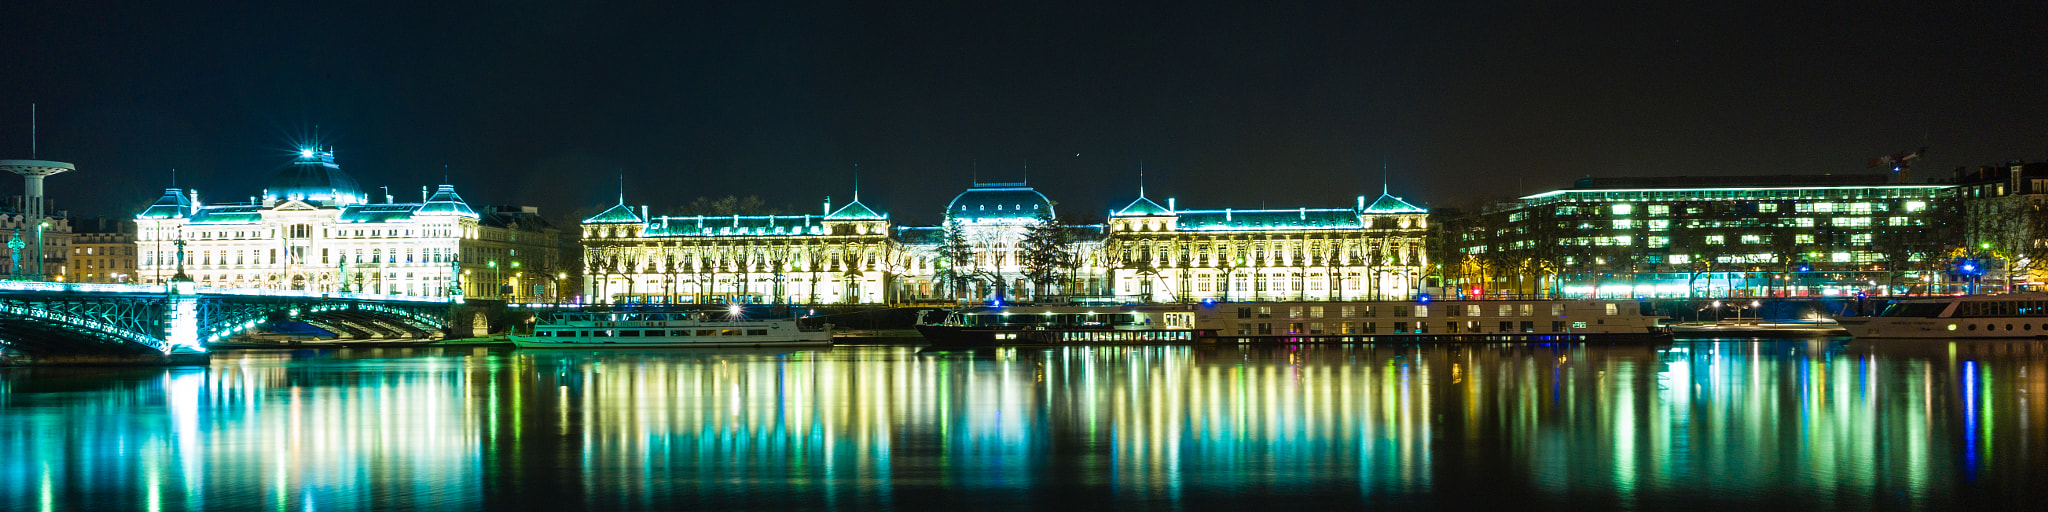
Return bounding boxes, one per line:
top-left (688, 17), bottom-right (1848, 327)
top-left (133, 148), bottom-right (567, 301)
top-left (583, 180), bottom-right (1431, 305)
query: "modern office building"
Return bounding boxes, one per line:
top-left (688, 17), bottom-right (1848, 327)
top-left (133, 148), bottom-right (568, 301)
top-left (1446, 175), bottom-right (1954, 298)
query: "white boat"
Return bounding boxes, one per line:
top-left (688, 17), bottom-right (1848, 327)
top-left (917, 299), bottom-right (1669, 346)
top-left (1841, 294), bottom-right (2048, 339)
top-left (511, 310), bottom-right (832, 348)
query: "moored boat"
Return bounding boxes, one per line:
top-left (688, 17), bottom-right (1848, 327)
top-left (1842, 294), bottom-right (2048, 339)
top-left (916, 299), bottom-right (1670, 347)
top-left (511, 310), bottom-right (832, 348)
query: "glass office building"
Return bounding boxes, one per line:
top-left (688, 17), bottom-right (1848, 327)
top-left (1447, 175), bottom-right (1953, 298)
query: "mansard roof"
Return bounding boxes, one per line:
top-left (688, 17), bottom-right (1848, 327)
top-left (947, 183), bottom-right (1053, 223)
top-left (415, 185), bottom-right (479, 218)
top-left (137, 188), bottom-right (192, 219)
top-left (584, 203), bottom-right (643, 224)
top-left (1363, 193), bottom-right (1427, 214)
top-left (187, 205), bottom-right (265, 225)
top-left (1111, 196), bottom-right (1172, 217)
top-left (825, 200), bottom-right (886, 221)
top-left (1174, 208), bottom-right (1363, 231)
top-left (642, 214), bottom-right (829, 237)
top-left (338, 204), bottom-right (422, 223)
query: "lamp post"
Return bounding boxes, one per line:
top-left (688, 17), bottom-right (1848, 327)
top-left (556, 271), bottom-right (567, 306)
top-left (487, 260), bottom-right (498, 301)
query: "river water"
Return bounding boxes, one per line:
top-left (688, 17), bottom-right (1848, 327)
top-left (1, 340), bottom-right (2041, 510)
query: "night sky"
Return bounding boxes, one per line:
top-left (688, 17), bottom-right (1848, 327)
top-left (4, 1), bottom-right (2045, 225)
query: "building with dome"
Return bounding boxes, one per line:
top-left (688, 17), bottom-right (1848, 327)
top-left (581, 177), bottom-right (1430, 305)
top-left (133, 148), bottom-right (568, 302)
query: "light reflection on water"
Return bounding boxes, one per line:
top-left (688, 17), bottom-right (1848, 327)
top-left (1, 340), bottom-right (2043, 510)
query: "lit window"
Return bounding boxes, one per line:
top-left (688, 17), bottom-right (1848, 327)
top-left (1832, 252), bottom-right (1851, 262)
top-left (1757, 203), bottom-right (1777, 213)
top-left (1648, 205), bottom-right (1670, 216)
top-left (1905, 201), bottom-right (1927, 212)
top-left (1612, 203), bottom-right (1633, 215)
top-left (1706, 235), bottom-right (1725, 245)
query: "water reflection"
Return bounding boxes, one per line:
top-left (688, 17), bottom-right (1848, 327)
top-left (2, 341), bottom-right (2044, 509)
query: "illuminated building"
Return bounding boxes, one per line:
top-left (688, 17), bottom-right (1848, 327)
top-left (1447, 175), bottom-right (1953, 298)
top-left (1102, 186), bottom-right (1431, 302)
top-left (66, 216), bottom-right (136, 283)
top-left (1950, 162), bottom-right (2048, 290)
top-left (132, 148), bottom-right (567, 301)
top-left (0, 210), bottom-right (72, 281)
top-left (582, 192), bottom-right (901, 304)
top-left (582, 178), bottom-right (1430, 304)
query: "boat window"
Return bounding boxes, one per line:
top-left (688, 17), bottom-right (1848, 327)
top-left (697, 330), bottom-right (716, 336)
top-left (747, 329), bottom-right (768, 335)
top-left (1882, 302), bottom-right (1950, 318)
top-left (644, 330), bottom-right (663, 336)
top-left (621, 330), bottom-right (642, 337)
top-left (593, 330), bottom-right (612, 337)
top-left (537, 331), bottom-right (553, 337)
top-left (671, 330), bottom-right (691, 336)
top-left (720, 329), bottom-right (741, 336)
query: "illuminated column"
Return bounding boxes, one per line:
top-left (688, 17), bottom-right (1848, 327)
top-left (0, 160), bottom-right (74, 281)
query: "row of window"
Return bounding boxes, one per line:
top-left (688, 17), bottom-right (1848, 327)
top-left (535, 328), bottom-right (770, 337)
top-left (1236, 320), bottom-right (1594, 335)
top-left (1234, 303), bottom-right (1610, 319)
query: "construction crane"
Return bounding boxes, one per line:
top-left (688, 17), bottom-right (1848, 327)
top-left (1868, 146), bottom-right (1928, 183)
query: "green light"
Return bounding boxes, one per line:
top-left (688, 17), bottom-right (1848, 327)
top-left (487, 261), bottom-right (497, 268)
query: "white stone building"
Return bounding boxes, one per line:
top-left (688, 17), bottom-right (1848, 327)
top-left (133, 148), bottom-right (565, 301)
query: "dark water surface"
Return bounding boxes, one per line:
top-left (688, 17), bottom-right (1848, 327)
top-left (3, 341), bottom-right (2044, 510)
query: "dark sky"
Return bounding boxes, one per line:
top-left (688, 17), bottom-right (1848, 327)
top-left (4, 1), bottom-right (2045, 225)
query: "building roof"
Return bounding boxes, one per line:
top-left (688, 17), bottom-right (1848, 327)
top-left (137, 188), bottom-right (192, 219)
top-left (187, 205), bottom-right (265, 225)
top-left (643, 215), bottom-right (827, 237)
top-left (1572, 174), bottom-right (1890, 189)
top-left (415, 184), bottom-right (479, 218)
top-left (584, 203), bottom-right (644, 224)
top-left (265, 148), bottom-right (366, 206)
top-left (1174, 208), bottom-right (1363, 231)
top-left (825, 200), bottom-right (887, 220)
top-left (946, 183), bottom-right (1053, 223)
top-left (338, 204), bottom-right (421, 223)
top-left (1363, 193), bottom-right (1427, 214)
top-left (1111, 196), bottom-right (1173, 217)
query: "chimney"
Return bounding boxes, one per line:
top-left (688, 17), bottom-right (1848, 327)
top-left (422, 186), bottom-right (429, 202)
top-left (190, 190), bottom-right (200, 214)
top-left (823, 196), bottom-right (832, 216)
top-left (641, 205), bottom-right (649, 221)
top-left (1357, 195), bottom-right (1365, 211)
top-left (1225, 208), bottom-right (1232, 221)
top-left (1167, 197), bottom-right (1176, 212)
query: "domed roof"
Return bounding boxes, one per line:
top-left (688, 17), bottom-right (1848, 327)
top-left (946, 183), bottom-right (1053, 224)
top-left (265, 148), bottom-right (366, 206)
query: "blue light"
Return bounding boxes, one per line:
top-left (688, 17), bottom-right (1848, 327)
top-left (1200, 298), bottom-right (1216, 306)
top-left (299, 149), bottom-right (315, 158)
top-left (1417, 294), bottom-right (1430, 304)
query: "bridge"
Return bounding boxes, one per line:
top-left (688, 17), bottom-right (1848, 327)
top-left (0, 281), bottom-right (486, 361)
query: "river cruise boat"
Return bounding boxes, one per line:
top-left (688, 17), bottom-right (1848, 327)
top-left (916, 300), bottom-right (1669, 347)
top-left (511, 311), bottom-right (832, 348)
top-left (1841, 294), bottom-right (2048, 339)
